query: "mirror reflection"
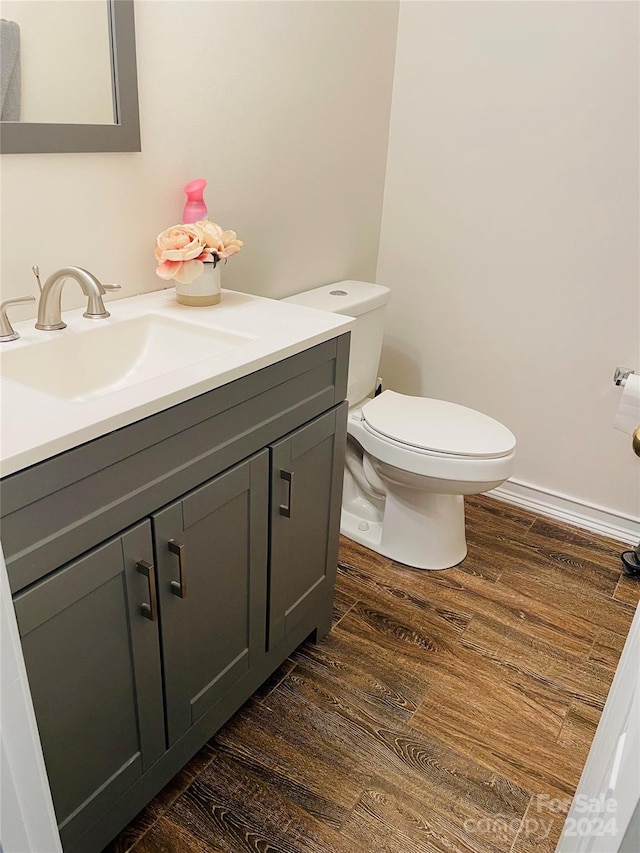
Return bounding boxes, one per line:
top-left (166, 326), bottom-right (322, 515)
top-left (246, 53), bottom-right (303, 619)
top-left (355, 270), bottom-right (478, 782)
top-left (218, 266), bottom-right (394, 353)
top-left (1, 0), bottom-right (114, 125)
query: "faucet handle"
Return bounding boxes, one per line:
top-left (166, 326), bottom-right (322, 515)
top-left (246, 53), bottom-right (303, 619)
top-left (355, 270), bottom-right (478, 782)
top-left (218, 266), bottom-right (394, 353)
top-left (83, 279), bottom-right (120, 320)
top-left (0, 295), bottom-right (36, 342)
top-left (32, 265), bottom-right (43, 293)
top-left (83, 282), bottom-right (121, 320)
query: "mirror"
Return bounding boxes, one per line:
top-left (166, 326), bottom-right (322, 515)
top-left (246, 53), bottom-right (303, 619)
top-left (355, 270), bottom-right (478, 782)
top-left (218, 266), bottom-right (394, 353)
top-left (0, 0), bottom-right (140, 154)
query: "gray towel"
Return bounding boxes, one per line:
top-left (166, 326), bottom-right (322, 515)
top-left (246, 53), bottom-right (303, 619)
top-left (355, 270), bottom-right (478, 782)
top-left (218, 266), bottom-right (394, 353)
top-left (1, 19), bottom-right (21, 121)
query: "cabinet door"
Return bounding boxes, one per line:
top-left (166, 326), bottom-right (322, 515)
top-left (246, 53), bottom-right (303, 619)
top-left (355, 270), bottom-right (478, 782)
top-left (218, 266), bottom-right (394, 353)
top-left (13, 521), bottom-right (165, 850)
top-left (153, 451), bottom-right (268, 746)
top-left (268, 403), bottom-right (347, 649)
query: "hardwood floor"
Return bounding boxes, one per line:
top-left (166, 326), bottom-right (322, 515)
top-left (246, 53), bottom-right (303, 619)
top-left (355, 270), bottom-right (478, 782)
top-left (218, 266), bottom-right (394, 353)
top-left (107, 495), bottom-right (639, 853)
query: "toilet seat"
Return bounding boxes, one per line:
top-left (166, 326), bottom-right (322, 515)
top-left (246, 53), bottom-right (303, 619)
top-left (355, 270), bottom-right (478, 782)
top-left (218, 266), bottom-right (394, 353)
top-left (348, 411), bottom-right (516, 486)
top-left (361, 390), bottom-right (516, 459)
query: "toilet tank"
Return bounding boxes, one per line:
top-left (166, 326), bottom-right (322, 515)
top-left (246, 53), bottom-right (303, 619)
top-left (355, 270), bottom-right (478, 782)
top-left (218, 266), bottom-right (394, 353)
top-left (283, 280), bottom-right (390, 406)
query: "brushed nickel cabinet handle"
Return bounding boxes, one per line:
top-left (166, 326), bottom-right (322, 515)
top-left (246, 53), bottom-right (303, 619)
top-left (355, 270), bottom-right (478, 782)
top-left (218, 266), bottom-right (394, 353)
top-left (136, 560), bottom-right (157, 622)
top-left (279, 469), bottom-right (293, 518)
top-left (168, 539), bottom-right (187, 598)
top-left (633, 426), bottom-right (640, 459)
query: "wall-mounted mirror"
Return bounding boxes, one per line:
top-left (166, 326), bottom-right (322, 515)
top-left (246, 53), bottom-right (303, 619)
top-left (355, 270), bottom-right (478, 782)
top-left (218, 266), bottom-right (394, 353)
top-left (0, 0), bottom-right (140, 154)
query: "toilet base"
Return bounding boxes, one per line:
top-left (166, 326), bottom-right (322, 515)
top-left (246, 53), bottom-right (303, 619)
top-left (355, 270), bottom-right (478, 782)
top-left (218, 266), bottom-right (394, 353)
top-left (341, 488), bottom-right (467, 571)
top-left (341, 509), bottom-right (385, 556)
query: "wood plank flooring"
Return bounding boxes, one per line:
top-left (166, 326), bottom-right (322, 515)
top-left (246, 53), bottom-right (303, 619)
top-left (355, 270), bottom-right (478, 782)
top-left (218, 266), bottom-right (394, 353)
top-left (107, 495), bottom-right (639, 853)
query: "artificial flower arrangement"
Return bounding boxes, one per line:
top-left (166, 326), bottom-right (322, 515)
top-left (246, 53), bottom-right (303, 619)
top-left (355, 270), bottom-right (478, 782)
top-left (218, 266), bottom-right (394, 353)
top-left (154, 220), bottom-right (243, 285)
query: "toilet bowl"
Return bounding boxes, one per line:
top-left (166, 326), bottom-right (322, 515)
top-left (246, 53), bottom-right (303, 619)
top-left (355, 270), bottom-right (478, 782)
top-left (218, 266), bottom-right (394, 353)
top-left (283, 281), bottom-right (516, 570)
top-left (342, 390), bottom-right (516, 569)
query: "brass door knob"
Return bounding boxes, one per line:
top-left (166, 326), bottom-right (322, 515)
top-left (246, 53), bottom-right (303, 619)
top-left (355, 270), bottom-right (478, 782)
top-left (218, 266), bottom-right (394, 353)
top-left (633, 426), bottom-right (640, 458)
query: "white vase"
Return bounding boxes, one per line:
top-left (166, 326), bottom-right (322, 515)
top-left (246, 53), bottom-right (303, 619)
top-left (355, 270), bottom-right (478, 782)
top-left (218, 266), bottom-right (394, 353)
top-left (175, 261), bottom-right (221, 306)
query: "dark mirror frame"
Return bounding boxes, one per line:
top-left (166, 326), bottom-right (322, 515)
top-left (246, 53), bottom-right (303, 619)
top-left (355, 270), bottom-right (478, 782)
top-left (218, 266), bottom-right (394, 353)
top-left (0, 0), bottom-right (140, 155)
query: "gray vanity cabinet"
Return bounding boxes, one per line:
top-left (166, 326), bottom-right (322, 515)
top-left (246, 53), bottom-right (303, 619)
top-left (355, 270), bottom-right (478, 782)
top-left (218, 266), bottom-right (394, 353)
top-left (2, 334), bottom-right (350, 853)
top-left (12, 521), bottom-right (165, 845)
top-left (269, 404), bottom-right (347, 648)
top-left (153, 452), bottom-right (269, 746)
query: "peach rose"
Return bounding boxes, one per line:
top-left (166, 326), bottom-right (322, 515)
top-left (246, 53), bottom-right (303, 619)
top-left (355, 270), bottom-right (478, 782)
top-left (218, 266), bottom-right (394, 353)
top-left (194, 220), bottom-right (243, 262)
top-left (155, 224), bottom-right (209, 283)
top-left (193, 220), bottom-right (223, 249)
top-left (155, 224), bottom-right (204, 262)
top-left (217, 229), bottom-right (244, 260)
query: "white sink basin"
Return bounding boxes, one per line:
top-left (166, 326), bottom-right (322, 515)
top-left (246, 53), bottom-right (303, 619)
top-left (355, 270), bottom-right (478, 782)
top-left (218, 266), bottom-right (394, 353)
top-left (0, 288), bottom-right (354, 478)
top-left (0, 314), bottom-right (255, 402)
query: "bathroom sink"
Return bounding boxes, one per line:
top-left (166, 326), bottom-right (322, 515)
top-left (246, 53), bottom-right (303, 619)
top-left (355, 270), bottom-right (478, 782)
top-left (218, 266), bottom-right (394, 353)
top-left (0, 314), bottom-right (255, 402)
top-left (0, 287), bottom-right (354, 478)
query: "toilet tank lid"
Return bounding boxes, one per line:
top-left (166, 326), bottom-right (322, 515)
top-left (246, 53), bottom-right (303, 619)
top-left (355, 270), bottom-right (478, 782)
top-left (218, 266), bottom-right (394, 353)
top-left (282, 280), bottom-right (390, 317)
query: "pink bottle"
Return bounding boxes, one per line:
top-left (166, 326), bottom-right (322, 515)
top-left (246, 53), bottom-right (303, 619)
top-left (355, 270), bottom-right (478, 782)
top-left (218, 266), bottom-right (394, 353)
top-left (182, 178), bottom-right (207, 223)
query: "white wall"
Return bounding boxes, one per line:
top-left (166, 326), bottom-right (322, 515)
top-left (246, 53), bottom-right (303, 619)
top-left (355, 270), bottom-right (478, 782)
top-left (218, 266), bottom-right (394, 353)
top-left (0, 0), bottom-right (398, 315)
top-left (377, 1), bottom-right (640, 520)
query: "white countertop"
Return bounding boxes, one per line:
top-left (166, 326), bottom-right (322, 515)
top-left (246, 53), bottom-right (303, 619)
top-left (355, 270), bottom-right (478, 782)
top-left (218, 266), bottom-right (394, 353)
top-left (0, 288), bottom-right (353, 477)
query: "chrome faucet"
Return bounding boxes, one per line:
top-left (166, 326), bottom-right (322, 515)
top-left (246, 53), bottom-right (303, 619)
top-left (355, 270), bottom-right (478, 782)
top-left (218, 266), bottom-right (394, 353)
top-left (35, 266), bottom-right (121, 331)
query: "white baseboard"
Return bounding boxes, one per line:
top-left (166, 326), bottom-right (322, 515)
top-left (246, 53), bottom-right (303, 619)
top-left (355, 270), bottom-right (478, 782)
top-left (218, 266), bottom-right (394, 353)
top-left (489, 479), bottom-right (640, 546)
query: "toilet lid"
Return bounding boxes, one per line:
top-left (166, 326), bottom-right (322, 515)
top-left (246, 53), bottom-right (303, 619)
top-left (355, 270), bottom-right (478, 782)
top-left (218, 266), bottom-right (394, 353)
top-left (362, 390), bottom-right (516, 458)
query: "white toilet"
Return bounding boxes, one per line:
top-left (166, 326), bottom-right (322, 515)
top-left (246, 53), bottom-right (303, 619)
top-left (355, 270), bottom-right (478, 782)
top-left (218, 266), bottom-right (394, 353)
top-left (284, 281), bottom-right (516, 570)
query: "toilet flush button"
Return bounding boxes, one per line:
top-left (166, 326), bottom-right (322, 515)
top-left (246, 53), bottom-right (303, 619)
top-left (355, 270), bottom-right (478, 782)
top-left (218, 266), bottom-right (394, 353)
top-left (358, 521), bottom-right (369, 531)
